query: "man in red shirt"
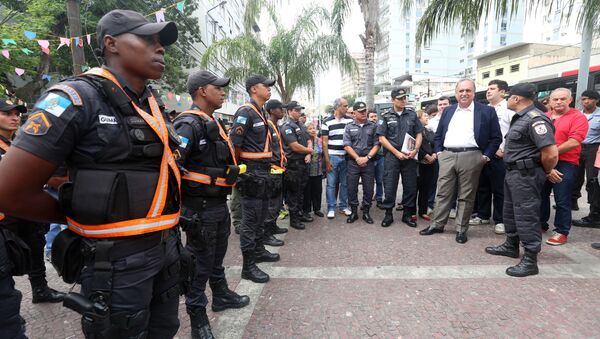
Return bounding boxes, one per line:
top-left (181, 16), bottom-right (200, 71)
top-left (541, 88), bottom-right (589, 245)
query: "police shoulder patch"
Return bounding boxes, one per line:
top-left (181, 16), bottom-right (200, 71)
top-left (179, 136), bottom-right (189, 148)
top-left (534, 124), bottom-right (548, 135)
top-left (24, 112), bottom-right (51, 136)
top-left (285, 128), bottom-right (293, 135)
top-left (528, 111), bottom-right (540, 118)
top-left (236, 116), bottom-right (248, 124)
top-left (35, 93), bottom-right (72, 117)
top-left (48, 84), bottom-right (83, 106)
top-left (378, 119), bottom-right (384, 125)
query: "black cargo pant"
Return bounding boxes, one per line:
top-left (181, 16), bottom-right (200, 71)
top-left (239, 169), bottom-right (269, 252)
top-left (581, 143), bottom-right (600, 219)
top-left (16, 221), bottom-right (49, 290)
top-left (503, 167), bottom-right (546, 253)
top-left (285, 160), bottom-right (308, 219)
top-left (0, 233), bottom-right (26, 339)
top-left (347, 159), bottom-right (375, 209)
top-left (474, 156), bottom-right (505, 223)
top-left (184, 201), bottom-right (230, 312)
top-left (264, 173), bottom-right (283, 231)
top-left (382, 153), bottom-right (418, 215)
top-left (79, 229), bottom-right (181, 338)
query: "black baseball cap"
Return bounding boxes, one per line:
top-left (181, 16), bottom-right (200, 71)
top-left (245, 75), bottom-right (275, 92)
top-left (187, 70), bottom-right (230, 95)
top-left (581, 90), bottom-right (600, 100)
top-left (97, 10), bottom-right (178, 54)
top-left (391, 88), bottom-right (408, 99)
top-left (353, 101), bottom-right (367, 112)
top-left (0, 98), bottom-right (27, 113)
top-left (508, 83), bottom-right (537, 100)
top-left (265, 99), bottom-right (283, 111)
top-left (285, 100), bottom-right (305, 110)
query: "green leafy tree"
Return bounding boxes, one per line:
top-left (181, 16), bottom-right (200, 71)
top-left (201, 0), bottom-right (356, 103)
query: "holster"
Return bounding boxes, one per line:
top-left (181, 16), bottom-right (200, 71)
top-left (0, 229), bottom-right (31, 276)
top-left (176, 233), bottom-right (195, 295)
top-left (51, 228), bottom-right (84, 283)
top-left (237, 171), bottom-right (268, 198)
top-left (267, 173), bottom-right (283, 198)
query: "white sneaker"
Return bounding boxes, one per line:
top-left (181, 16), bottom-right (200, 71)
top-left (469, 217), bottom-right (490, 225)
top-left (449, 209), bottom-right (457, 219)
top-left (342, 207), bottom-right (352, 216)
top-left (327, 210), bottom-right (335, 219)
top-left (494, 223), bottom-right (505, 234)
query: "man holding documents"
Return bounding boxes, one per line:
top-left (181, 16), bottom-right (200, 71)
top-left (419, 79), bottom-right (502, 244)
top-left (377, 88), bottom-right (423, 227)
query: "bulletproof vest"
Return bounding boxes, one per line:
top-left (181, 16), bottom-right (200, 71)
top-left (176, 112), bottom-right (234, 198)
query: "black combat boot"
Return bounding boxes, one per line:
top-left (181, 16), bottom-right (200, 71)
top-left (289, 214), bottom-right (305, 230)
top-left (254, 245), bottom-right (280, 263)
top-left (263, 233), bottom-right (284, 246)
top-left (362, 207), bottom-right (374, 224)
top-left (346, 206), bottom-right (359, 223)
top-left (381, 209), bottom-right (393, 227)
top-left (32, 285), bottom-right (66, 304)
top-left (299, 212), bottom-right (314, 223)
top-left (506, 250), bottom-right (539, 277)
top-left (485, 236), bottom-right (520, 258)
top-left (210, 279), bottom-right (250, 312)
top-left (189, 307), bottom-right (215, 339)
top-left (270, 222), bottom-right (288, 234)
top-left (241, 251), bottom-right (269, 283)
top-left (401, 213), bottom-right (417, 227)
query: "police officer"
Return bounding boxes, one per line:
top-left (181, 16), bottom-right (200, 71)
top-left (174, 70), bottom-right (250, 338)
top-left (263, 99), bottom-right (287, 246)
top-left (343, 102), bottom-right (380, 224)
top-left (230, 75), bottom-right (279, 283)
top-left (0, 10), bottom-right (184, 337)
top-left (377, 88), bottom-right (423, 227)
top-left (485, 83), bottom-right (558, 277)
top-left (281, 101), bottom-right (314, 230)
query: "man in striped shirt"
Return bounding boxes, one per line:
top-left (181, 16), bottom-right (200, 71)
top-left (322, 98), bottom-right (354, 218)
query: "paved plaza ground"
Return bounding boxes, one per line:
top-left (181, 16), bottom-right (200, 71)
top-left (15, 193), bottom-right (600, 338)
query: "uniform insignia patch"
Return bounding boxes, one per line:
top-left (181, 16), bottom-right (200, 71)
top-left (379, 119), bottom-right (384, 125)
top-left (253, 121), bottom-right (264, 127)
top-left (534, 124), bottom-right (547, 135)
top-left (236, 116), bottom-right (248, 124)
top-left (285, 129), bottom-right (293, 135)
top-left (235, 126), bottom-right (244, 135)
top-left (179, 136), bottom-right (189, 148)
top-left (198, 139), bottom-right (207, 145)
top-left (173, 149), bottom-right (181, 160)
top-left (48, 84), bottom-right (83, 106)
top-left (98, 115), bottom-right (118, 125)
top-left (24, 112), bottom-right (51, 136)
top-left (35, 93), bottom-right (72, 117)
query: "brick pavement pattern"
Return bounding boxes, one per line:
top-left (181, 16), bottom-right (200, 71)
top-left (14, 188), bottom-right (600, 338)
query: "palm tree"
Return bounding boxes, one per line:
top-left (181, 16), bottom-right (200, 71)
top-left (201, 0), bottom-right (355, 103)
top-left (402, 0), bottom-right (599, 104)
top-left (332, 0), bottom-right (379, 110)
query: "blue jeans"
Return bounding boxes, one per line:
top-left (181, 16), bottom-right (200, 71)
top-left (326, 155), bottom-right (348, 211)
top-left (45, 223), bottom-right (65, 256)
top-left (541, 161), bottom-right (578, 235)
top-left (373, 156), bottom-right (384, 202)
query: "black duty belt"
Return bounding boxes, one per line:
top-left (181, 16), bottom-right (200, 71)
top-left (244, 161), bottom-right (271, 171)
top-left (88, 228), bottom-right (172, 260)
top-left (444, 147), bottom-right (479, 152)
top-left (506, 158), bottom-right (540, 171)
top-left (287, 159), bottom-right (305, 166)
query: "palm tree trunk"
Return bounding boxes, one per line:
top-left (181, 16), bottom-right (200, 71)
top-left (364, 36), bottom-right (375, 110)
top-left (575, 23), bottom-right (592, 109)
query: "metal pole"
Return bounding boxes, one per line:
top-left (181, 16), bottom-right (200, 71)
top-left (575, 23), bottom-right (592, 109)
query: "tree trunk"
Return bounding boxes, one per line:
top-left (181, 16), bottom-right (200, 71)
top-left (359, 0), bottom-right (378, 110)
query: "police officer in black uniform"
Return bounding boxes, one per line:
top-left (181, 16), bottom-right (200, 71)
top-left (343, 101), bottom-right (380, 224)
top-left (0, 10), bottom-right (184, 337)
top-left (174, 70), bottom-right (250, 338)
top-left (230, 75), bottom-right (279, 283)
top-left (263, 99), bottom-right (287, 246)
top-left (377, 88), bottom-right (423, 227)
top-left (485, 83), bottom-right (558, 277)
top-left (281, 101), bottom-right (314, 230)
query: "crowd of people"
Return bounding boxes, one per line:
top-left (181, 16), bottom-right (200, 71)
top-left (0, 8), bottom-right (599, 339)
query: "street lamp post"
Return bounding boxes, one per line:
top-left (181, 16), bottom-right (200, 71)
top-left (205, 1), bottom-right (227, 44)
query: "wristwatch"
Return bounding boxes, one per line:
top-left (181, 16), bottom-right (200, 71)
top-left (366, 155), bottom-right (372, 160)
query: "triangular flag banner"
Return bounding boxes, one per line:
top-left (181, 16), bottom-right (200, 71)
top-left (37, 40), bottom-right (49, 49)
top-left (42, 74), bottom-right (52, 81)
top-left (58, 37), bottom-right (71, 50)
top-left (2, 39), bottom-right (16, 46)
top-left (21, 48), bottom-right (33, 55)
top-left (81, 65), bottom-right (90, 72)
top-left (155, 10), bottom-right (165, 23)
top-left (75, 37), bottom-right (80, 46)
top-left (86, 34), bottom-right (91, 45)
top-left (175, 95), bottom-right (181, 102)
top-left (24, 31), bottom-right (36, 40)
top-left (176, 1), bottom-right (185, 12)
top-left (167, 92), bottom-right (174, 100)
top-left (15, 68), bottom-right (25, 76)
top-left (42, 47), bottom-right (50, 55)
top-left (1, 50), bottom-right (9, 59)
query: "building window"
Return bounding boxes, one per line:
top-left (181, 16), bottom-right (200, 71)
top-left (500, 21), bottom-right (507, 32)
top-left (500, 35), bottom-right (506, 46)
top-left (482, 71), bottom-right (490, 79)
top-left (510, 64), bottom-right (520, 72)
top-left (424, 59), bottom-right (429, 63)
top-left (459, 59), bottom-right (464, 63)
top-left (495, 68), bottom-right (504, 76)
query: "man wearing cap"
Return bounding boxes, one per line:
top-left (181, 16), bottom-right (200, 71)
top-left (0, 10), bottom-right (183, 337)
top-left (343, 101), bottom-right (380, 223)
top-left (263, 99), bottom-right (287, 245)
top-left (174, 70), bottom-right (250, 338)
top-left (572, 90), bottom-right (600, 228)
top-left (377, 88), bottom-right (423, 228)
top-left (281, 100), bottom-right (314, 230)
top-left (486, 83), bottom-right (558, 277)
top-left (229, 75), bottom-right (279, 283)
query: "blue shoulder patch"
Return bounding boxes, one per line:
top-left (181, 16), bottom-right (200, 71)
top-left (378, 119), bottom-right (384, 125)
top-left (35, 93), bottom-right (72, 117)
top-left (236, 116), bottom-right (248, 124)
top-left (179, 136), bottom-right (189, 148)
top-left (285, 128), bottom-right (293, 135)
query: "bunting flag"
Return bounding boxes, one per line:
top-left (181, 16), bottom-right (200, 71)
top-left (176, 1), bottom-right (185, 12)
top-left (175, 94), bottom-right (181, 102)
top-left (86, 34), bottom-right (91, 45)
top-left (57, 37), bottom-right (71, 50)
top-left (81, 65), bottom-right (90, 72)
top-left (1, 50), bottom-right (9, 59)
top-left (24, 31), bottom-right (36, 40)
top-left (155, 9), bottom-right (166, 23)
top-left (21, 48), bottom-right (33, 55)
top-left (15, 68), bottom-right (25, 76)
top-left (2, 39), bottom-right (16, 46)
top-left (167, 92), bottom-right (174, 100)
top-left (42, 74), bottom-right (52, 81)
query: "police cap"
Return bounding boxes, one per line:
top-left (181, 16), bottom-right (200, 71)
top-left (245, 75), bottom-right (276, 92)
top-left (0, 98), bottom-right (27, 114)
top-left (97, 10), bottom-right (178, 54)
top-left (581, 90), bottom-right (600, 100)
top-left (285, 100), bottom-right (305, 110)
top-left (353, 101), bottom-right (367, 112)
top-left (508, 83), bottom-right (537, 100)
top-left (265, 99), bottom-right (283, 111)
top-left (391, 88), bottom-right (408, 99)
top-left (187, 70), bottom-right (230, 95)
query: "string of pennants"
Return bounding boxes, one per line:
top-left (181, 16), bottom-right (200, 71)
top-left (1, 1), bottom-right (186, 77)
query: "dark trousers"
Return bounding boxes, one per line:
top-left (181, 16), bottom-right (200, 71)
top-left (285, 162), bottom-right (308, 218)
top-left (541, 161), bottom-right (578, 236)
top-left (427, 162), bottom-right (439, 209)
top-left (185, 203), bottom-right (230, 312)
top-left (417, 163), bottom-right (436, 215)
top-left (265, 175), bottom-right (283, 228)
top-left (475, 156), bottom-right (505, 223)
top-left (382, 154), bottom-right (417, 214)
top-left (581, 143), bottom-right (600, 219)
top-left (303, 175), bottom-right (323, 213)
top-left (15, 221), bottom-right (49, 290)
top-left (504, 167), bottom-right (546, 253)
top-left (347, 160), bottom-right (375, 209)
top-left (239, 196), bottom-right (268, 252)
top-left (0, 275), bottom-right (25, 339)
top-left (573, 156), bottom-right (585, 202)
top-left (80, 230), bottom-right (181, 338)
